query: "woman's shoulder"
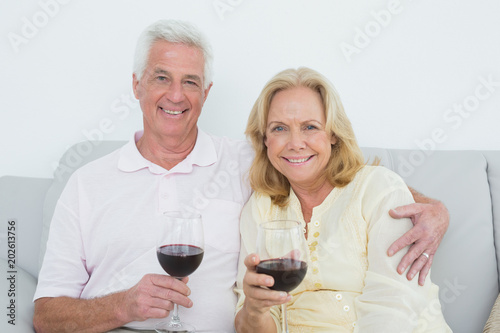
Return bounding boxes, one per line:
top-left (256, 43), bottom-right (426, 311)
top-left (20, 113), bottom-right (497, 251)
top-left (247, 191), bottom-right (273, 207)
top-left (356, 165), bottom-right (407, 190)
top-left (242, 191), bottom-right (289, 224)
top-left (355, 166), bottom-right (414, 220)
top-left (346, 165), bottom-right (411, 207)
top-left (242, 191), bottom-right (272, 218)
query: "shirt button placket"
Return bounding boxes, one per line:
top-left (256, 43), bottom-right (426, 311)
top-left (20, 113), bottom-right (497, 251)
top-left (309, 219), bottom-right (321, 288)
top-left (159, 174), bottom-right (177, 212)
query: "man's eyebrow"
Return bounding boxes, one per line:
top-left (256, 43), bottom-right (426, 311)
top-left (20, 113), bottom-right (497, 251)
top-left (152, 69), bottom-right (201, 83)
top-left (153, 68), bottom-right (170, 75)
top-left (184, 74), bottom-right (202, 83)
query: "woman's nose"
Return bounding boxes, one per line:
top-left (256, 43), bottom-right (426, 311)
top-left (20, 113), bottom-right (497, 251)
top-left (287, 131), bottom-right (306, 150)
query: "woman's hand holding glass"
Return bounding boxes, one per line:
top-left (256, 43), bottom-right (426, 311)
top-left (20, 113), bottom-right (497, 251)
top-left (240, 220), bottom-right (308, 333)
top-left (241, 253), bottom-right (292, 318)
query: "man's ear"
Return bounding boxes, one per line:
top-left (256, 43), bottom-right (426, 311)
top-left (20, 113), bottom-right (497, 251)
top-left (132, 73), bottom-right (140, 99)
top-left (202, 82), bottom-right (213, 104)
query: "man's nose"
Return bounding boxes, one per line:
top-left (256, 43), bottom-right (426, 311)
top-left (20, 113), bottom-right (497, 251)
top-left (166, 81), bottom-right (184, 103)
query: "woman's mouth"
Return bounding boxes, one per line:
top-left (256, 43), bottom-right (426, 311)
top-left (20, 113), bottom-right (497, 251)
top-left (284, 156), bottom-right (313, 164)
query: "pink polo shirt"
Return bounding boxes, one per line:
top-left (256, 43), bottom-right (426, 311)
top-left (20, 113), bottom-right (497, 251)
top-left (35, 130), bottom-right (253, 332)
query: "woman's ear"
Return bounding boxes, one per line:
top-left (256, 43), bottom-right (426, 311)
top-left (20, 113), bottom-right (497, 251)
top-left (330, 133), bottom-right (337, 145)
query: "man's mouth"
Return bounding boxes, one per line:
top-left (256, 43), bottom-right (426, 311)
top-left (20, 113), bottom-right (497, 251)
top-left (160, 107), bottom-right (186, 115)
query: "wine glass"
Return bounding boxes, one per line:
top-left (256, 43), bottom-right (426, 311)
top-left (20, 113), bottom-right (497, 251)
top-left (155, 211), bottom-right (204, 333)
top-left (256, 220), bottom-right (308, 333)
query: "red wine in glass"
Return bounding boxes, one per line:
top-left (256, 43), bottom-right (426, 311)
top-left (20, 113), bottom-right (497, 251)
top-left (157, 244), bottom-right (204, 278)
top-left (256, 258), bottom-right (307, 292)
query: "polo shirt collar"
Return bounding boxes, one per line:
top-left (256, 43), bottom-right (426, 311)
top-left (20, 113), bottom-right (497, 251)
top-left (118, 129), bottom-right (217, 174)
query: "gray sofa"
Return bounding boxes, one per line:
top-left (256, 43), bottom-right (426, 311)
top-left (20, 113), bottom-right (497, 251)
top-left (1, 140), bottom-right (499, 332)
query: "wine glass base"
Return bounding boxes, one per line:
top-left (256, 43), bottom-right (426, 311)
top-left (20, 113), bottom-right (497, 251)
top-left (154, 321), bottom-right (196, 333)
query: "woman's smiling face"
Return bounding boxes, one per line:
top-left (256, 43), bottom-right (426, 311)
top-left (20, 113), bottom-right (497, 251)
top-left (265, 86), bottom-right (336, 190)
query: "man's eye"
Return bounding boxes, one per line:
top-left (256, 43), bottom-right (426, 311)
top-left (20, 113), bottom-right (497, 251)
top-left (185, 81), bottom-right (198, 86)
top-left (157, 76), bottom-right (167, 81)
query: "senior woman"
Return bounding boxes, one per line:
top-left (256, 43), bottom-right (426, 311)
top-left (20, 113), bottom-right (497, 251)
top-left (234, 67), bottom-right (451, 332)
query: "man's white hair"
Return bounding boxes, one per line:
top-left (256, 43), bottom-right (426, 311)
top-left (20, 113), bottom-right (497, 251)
top-left (133, 19), bottom-right (214, 89)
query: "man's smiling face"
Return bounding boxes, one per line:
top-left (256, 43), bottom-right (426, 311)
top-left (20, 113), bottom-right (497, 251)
top-left (133, 40), bottom-right (212, 144)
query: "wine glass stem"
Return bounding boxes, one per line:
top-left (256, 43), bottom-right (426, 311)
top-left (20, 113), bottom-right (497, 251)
top-left (281, 303), bottom-right (289, 333)
top-left (169, 304), bottom-right (182, 327)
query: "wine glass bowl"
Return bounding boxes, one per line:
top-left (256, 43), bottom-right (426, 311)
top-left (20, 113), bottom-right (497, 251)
top-left (157, 244), bottom-right (204, 278)
top-left (255, 220), bottom-right (308, 333)
top-left (255, 257), bottom-right (307, 292)
top-left (155, 211), bottom-right (204, 333)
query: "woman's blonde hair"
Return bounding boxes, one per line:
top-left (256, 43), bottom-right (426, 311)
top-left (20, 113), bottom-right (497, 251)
top-left (245, 67), bottom-right (365, 207)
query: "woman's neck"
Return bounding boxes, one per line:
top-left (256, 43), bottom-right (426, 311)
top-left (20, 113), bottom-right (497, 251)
top-left (291, 181), bottom-right (334, 223)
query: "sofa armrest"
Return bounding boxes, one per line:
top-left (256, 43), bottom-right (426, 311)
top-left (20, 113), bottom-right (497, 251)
top-left (0, 259), bottom-right (36, 332)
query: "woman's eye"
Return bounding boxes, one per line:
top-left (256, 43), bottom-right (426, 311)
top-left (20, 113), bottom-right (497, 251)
top-left (272, 126), bottom-right (284, 132)
top-left (305, 125), bottom-right (317, 130)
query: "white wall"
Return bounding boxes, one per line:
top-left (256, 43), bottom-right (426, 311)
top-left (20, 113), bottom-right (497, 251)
top-left (1, 0), bottom-right (499, 179)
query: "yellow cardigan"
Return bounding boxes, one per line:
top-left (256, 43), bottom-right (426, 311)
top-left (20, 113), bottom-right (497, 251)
top-left (235, 166), bottom-right (451, 332)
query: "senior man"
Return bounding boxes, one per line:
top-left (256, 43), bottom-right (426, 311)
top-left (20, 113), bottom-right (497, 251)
top-left (33, 19), bottom-right (449, 332)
